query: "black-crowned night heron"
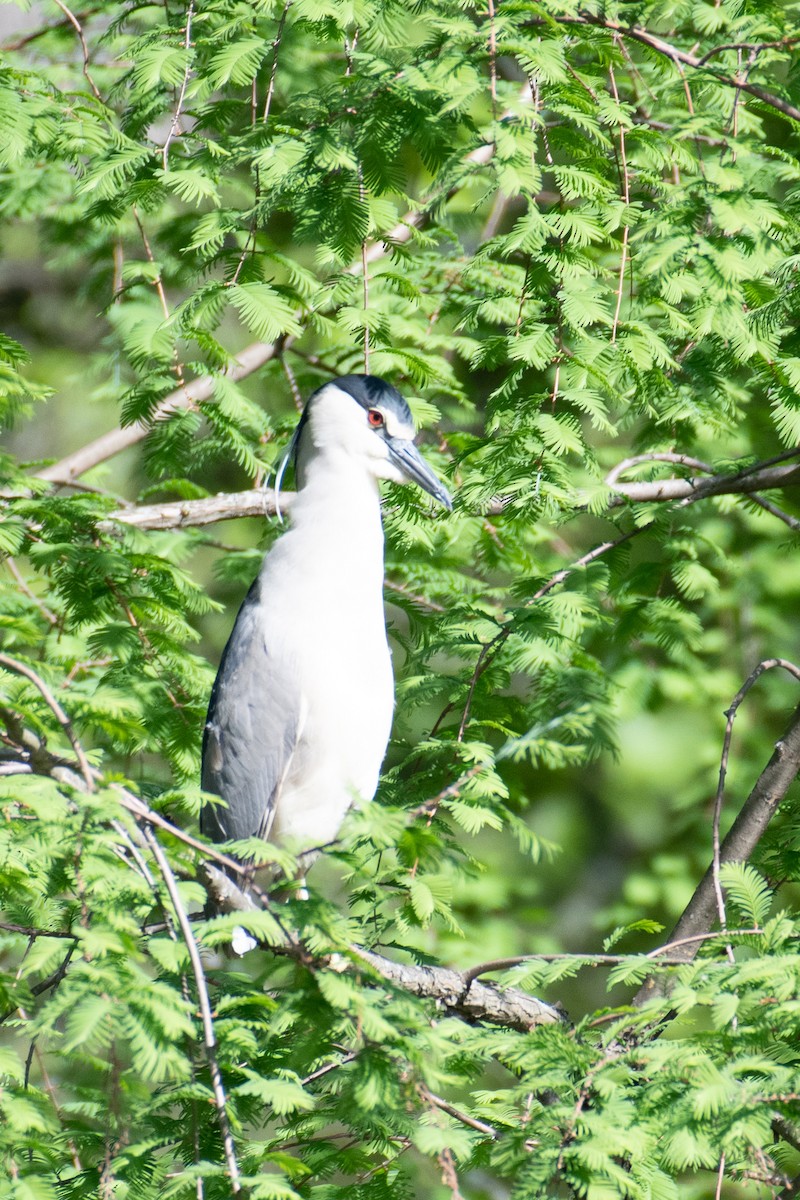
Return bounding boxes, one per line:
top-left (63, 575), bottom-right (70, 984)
top-left (201, 374), bottom-right (451, 900)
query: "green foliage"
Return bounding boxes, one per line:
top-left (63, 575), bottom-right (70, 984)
top-left (2, 0), bottom-right (800, 1196)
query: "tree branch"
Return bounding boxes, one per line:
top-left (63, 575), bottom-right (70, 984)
top-left (95, 449), bottom-right (800, 533)
top-left (634, 698), bottom-right (800, 1005)
top-left (606, 457), bottom-right (800, 505)
top-left (35, 87), bottom-right (531, 490)
top-left (528, 14), bottom-right (800, 126)
top-left (103, 488), bottom-right (288, 530)
top-left (201, 863), bottom-right (564, 1032)
top-left (143, 827), bottom-right (242, 1194)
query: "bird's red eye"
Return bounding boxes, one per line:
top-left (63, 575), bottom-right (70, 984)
top-left (367, 409), bottom-right (384, 428)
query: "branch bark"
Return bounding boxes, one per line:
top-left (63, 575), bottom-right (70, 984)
top-left (103, 488), bottom-right (288, 530)
top-left (200, 863), bottom-right (564, 1033)
top-left (606, 459), bottom-right (800, 504)
top-left (95, 451), bottom-right (800, 532)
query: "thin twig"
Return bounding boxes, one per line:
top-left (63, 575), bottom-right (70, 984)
top-left (456, 526), bottom-right (644, 739)
top-left (5, 558), bottom-right (58, 626)
top-left (608, 57), bottom-right (630, 343)
top-left (301, 1051), bottom-right (357, 1086)
top-left (427, 1087), bottom-right (498, 1139)
top-left (384, 578), bottom-right (446, 613)
top-left (0, 922), bottom-right (77, 940)
top-left (460, 927), bottom-right (768, 985)
top-left (712, 660), bottom-right (800, 938)
top-left (748, 493), bottom-right (800, 531)
top-left (52, 0), bottom-right (101, 100)
top-left (362, 238), bottom-right (370, 373)
top-left (1, 8), bottom-right (96, 51)
top-left (715, 1155), bottom-right (726, 1200)
top-left (132, 207), bottom-right (186, 387)
top-left (142, 826), bottom-right (242, 1194)
top-left (162, 0), bottom-right (194, 171)
top-left (695, 37), bottom-right (800, 67)
top-left (0, 654), bottom-right (94, 791)
top-left (606, 451), bottom-right (713, 488)
top-left (263, 0), bottom-right (292, 123)
top-left (487, 0), bottom-right (497, 115)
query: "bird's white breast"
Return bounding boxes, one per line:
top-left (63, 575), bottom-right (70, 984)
top-left (258, 460), bottom-right (394, 850)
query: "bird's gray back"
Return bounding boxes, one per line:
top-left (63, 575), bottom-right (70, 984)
top-left (201, 576), bottom-right (301, 846)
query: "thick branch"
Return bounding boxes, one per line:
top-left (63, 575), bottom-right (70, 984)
top-left (607, 460), bottom-right (800, 504)
top-left (201, 863), bottom-right (563, 1033)
top-left (354, 946), bottom-right (563, 1032)
top-left (104, 489), bottom-right (288, 530)
top-left (671, 701), bottom-right (800, 948)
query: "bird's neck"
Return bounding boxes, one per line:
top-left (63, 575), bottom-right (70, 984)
top-left (288, 453), bottom-right (385, 573)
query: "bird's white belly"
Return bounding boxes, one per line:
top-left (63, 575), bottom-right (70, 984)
top-left (267, 616), bottom-right (394, 850)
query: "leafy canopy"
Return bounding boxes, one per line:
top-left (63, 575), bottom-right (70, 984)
top-left (2, 0), bottom-right (800, 1197)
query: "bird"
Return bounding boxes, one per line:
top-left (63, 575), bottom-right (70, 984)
top-left (200, 374), bottom-right (451, 909)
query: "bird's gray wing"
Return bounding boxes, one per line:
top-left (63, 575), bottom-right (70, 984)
top-left (200, 578), bottom-right (301, 849)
